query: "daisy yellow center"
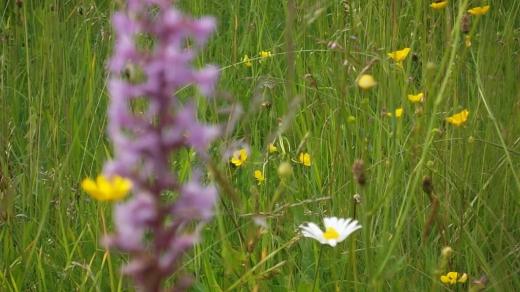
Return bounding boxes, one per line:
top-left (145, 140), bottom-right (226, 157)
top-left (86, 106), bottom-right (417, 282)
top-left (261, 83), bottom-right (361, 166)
top-left (323, 227), bottom-right (340, 240)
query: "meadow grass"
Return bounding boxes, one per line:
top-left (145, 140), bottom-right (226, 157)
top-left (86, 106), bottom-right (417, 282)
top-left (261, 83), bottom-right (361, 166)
top-left (1, 0), bottom-right (520, 291)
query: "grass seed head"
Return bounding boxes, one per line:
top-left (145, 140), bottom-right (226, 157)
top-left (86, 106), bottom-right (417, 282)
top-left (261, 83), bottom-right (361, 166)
top-left (422, 176), bottom-right (434, 195)
top-left (352, 159), bottom-right (366, 186)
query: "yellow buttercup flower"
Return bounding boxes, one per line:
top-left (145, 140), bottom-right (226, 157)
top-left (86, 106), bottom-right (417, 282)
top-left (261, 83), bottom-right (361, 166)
top-left (408, 92), bottom-right (424, 103)
top-left (395, 107), bottom-right (404, 118)
top-left (268, 143), bottom-right (278, 154)
top-left (259, 50), bottom-right (272, 59)
top-left (446, 109), bottom-right (469, 126)
top-left (298, 152), bottom-right (311, 167)
top-left (230, 148), bottom-right (248, 167)
top-left (430, 1), bottom-right (448, 9)
top-left (242, 54), bottom-right (253, 67)
top-left (440, 272), bottom-right (468, 285)
top-left (357, 74), bottom-right (377, 89)
top-left (387, 48), bottom-right (411, 63)
top-left (254, 170), bottom-right (265, 184)
top-left (468, 5), bottom-right (490, 16)
top-left (81, 175), bottom-right (132, 202)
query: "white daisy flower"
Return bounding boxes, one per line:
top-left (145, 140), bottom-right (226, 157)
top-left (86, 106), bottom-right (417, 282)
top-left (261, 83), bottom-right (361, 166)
top-left (299, 217), bottom-right (361, 247)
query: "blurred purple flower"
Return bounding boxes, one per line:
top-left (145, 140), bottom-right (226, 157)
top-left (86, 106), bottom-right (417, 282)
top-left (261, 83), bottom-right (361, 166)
top-left (172, 176), bottom-right (218, 221)
top-left (101, 0), bottom-right (222, 290)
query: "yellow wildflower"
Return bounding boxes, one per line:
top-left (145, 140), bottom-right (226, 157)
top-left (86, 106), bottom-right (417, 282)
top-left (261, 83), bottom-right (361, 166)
top-left (440, 272), bottom-right (468, 285)
top-left (230, 148), bottom-right (248, 167)
top-left (430, 1), bottom-right (448, 9)
top-left (357, 74), bottom-right (377, 89)
top-left (408, 92), bottom-right (424, 103)
top-left (298, 152), bottom-right (311, 167)
top-left (446, 109), bottom-right (469, 127)
top-left (242, 54), bottom-right (252, 67)
top-left (254, 170), bottom-right (265, 184)
top-left (468, 5), bottom-right (490, 16)
top-left (395, 107), bottom-right (404, 118)
top-left (81, 175), bottom-right (132, 202)
top-left (387, 48), bottom-right (411, 63)
top-left (259, 50), bottom-right (272, 59)
top-left (268, 143), bottom-right (278, 154)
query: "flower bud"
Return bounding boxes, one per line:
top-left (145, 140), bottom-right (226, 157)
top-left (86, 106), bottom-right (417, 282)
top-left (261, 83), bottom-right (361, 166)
top-left (442, 246), bottom-right (453, 258)
top-left (353, 193), bottom-right (362, 204)
top-left (277, 162), bottom-right (293, 178)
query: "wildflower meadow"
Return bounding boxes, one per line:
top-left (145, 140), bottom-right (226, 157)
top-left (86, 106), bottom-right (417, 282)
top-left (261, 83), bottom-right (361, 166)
top-left (1, 0), bottom-right (519, 291)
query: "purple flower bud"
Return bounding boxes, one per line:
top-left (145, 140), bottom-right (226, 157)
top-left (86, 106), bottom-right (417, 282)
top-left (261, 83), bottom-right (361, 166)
top-left (172, 178), bottom-right (218, 221)
top-left (112, 194), bottom-right (157, 251)
top-left (175, 103), bottom-right (220, 152)
top-left (195, 65), bottom-right (219, 96)
top-left (190, 17), bottom-right (216, 45)
top-left (158, 233), bottom-right (198, 270)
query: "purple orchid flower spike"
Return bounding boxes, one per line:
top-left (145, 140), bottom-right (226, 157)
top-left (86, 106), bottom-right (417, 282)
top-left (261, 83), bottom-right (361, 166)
top-left (102, 1), bottom-right (222, 291)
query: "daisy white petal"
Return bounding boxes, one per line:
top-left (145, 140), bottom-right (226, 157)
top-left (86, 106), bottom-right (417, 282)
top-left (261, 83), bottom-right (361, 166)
top-left (299, 222), bottom-right (326, 243)
top-left (323, 216), bottom-right (338, 228)
top-left (339, 220), bottom-right (362, 242)
top-left (338, 218), bottom-right (352, 230)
